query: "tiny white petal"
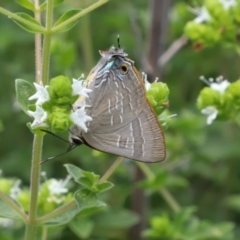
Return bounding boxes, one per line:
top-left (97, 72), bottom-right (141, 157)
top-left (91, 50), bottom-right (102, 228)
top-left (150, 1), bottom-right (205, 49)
top-left (28, 105), bottom-right (48, 128)
top-left (194, 7), bottom-right (211, 24)
top-left (218, 0), bottom-right (237, 10)
top-left (142, 72), bottom-right (151, 90)
top-left (210, 80), bottom-right (230, 94)
top-left (72, 79), bottom-right (92, 97)
top-left (70, 106), bottom-right (92, 132)
top-left (48, 179), bottom-right (68, 195)
top-left (201, 106), bottom-right (218, 125)
top-left (29, 83), bottom-right (50, 105)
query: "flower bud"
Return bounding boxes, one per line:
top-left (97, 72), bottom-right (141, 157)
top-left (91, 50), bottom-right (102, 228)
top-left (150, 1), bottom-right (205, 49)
top-left (197, 87), bottom-right (221, 110)
top-left (147, 82), bottom-right (169, 116)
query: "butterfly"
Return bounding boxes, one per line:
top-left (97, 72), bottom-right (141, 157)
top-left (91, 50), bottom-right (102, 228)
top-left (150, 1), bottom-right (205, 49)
top-left (69, 46), bottom-right (166, 162)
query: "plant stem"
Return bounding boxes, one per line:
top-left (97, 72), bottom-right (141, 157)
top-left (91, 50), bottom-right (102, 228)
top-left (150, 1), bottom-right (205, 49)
top-left (41, 226), bottom-right (48, 240)
top-left (52, 0), bottom-right (109, 32)
top-left (34, 0), bottom-right (42, 84)
top-left (98, 157), bottom-right (124, 184)
top-left (0, 190), bottom-right (28, 222)
top-left (36, 200), bottom-right (76, 224)
top-left (25, 135), bottom-right (43, 240)
top-left (137, 162), bottom-right (181, 213)
top-left (41, 0), bottom-right (54, 85)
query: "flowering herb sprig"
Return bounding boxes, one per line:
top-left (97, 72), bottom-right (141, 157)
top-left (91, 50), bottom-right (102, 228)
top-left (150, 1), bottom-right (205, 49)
top-left (184, 0), bottom-right (240, 49)
top-left (27, 75), bottom-right (92, 133)
top-left (197, 76), bottom-right (240, 124)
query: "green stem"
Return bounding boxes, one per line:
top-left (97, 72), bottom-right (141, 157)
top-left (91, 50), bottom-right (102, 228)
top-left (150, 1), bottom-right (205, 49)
top-left (0, 7), bottom-right (45, 32)
top-left (37, 200), bottom-right (76, 224)
top-left (137, 162), bottom-right (181, 213)
top-left (52, 0), bottom-right (109, 32)
top-left (41, 226), bottom-right (48, 240)
top-left (25, 135), bottom-right (43, 240)
top-left (41, 0), bottom-right (54, 85)
top-left (0, 190), bottom-right (28, 222)
top-left (98, 157), bottom-right (124, 184)
top-left (34, 2), bottom-right (42, 84)
top-left (79, 14), bottom-right (94, 71)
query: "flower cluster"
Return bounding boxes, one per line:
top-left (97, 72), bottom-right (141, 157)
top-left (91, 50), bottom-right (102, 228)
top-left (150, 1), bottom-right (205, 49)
top-left (27, 75), bottom-right (92, 132)
top-left (184, 0), bottom-right (240, 48)
top-left (197, 76), bottom-right (240, 124)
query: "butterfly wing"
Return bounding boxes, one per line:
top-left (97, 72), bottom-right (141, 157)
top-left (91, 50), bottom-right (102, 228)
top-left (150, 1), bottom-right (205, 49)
top-left (83, 63), bottom-right (147, 133)
top-left (83, 101), bottom-right (166, 162)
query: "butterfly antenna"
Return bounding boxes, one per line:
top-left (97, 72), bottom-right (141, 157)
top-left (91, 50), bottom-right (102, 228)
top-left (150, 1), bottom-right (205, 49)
top-left (40, 144), bottom-right (78, 165)
top-left (40, 129), bottom-right (70, 144)
top-left (117, 34), bottom-right (121, 49)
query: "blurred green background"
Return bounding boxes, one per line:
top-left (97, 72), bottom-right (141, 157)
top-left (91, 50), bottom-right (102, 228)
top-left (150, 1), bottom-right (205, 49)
top-left (1, 0), bottom-right (240, 239)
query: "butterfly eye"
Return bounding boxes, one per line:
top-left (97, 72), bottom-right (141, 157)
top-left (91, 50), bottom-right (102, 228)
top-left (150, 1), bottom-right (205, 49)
top-left (120, 63), bottom-right (128, 74)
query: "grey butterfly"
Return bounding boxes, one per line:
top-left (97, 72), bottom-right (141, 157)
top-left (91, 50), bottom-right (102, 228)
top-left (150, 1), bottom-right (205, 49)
top-left (69, 47), bottom-right (166, 162)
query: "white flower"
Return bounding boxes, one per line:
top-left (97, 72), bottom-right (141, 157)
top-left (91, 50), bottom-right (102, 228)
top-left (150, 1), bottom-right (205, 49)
top-left (72, 77), bottom-right (92, 97)
top-left (210, 80), bottom-right (230, 94)
top-left (48, 177), bottom-right (70, 195)
top-left (28, 105), bottom-right (48, 128)
top-left (70, 106), bottom-right (92, 132)
top-left (28, 83), bottom-right (50, 105)
top-left (47, 176), bottom-right (71, 204)
top-left (200, 76), bottom-right (230, 94)
top-left (47, 195), bottom-right (66, 204)
top-left (201, 106), bottom-right (218, 125)
top-left (218, 0), bottom-right (237, 10)
top-left (194, 7), bottom-right (211, 24)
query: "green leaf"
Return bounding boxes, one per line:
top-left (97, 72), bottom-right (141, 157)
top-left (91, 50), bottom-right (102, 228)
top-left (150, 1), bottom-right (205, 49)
top-left (94, 209), bottom-right (140, 229)
top-left (74, 189), bottom-right (97, 209)
top-left (12, 13), bottom-right (45, 33)
top-left (82, 171), bottom-right (100, 184)
top-left (77, 177), bottom-right (93, 189)
top-left (15, 0), bottom-right (34, 10)
top-left (15, 79), bottom-right (35, 115)
top-left (97, 181), bottom-right (114, 193)
top-left (40, 0), bottom-right (65, 10)
top-left (69, 219), bottom-right (94, 239)
top-left (53, 9), bottom-right (82, 32)
top-left (64, 164), bottom-right (84, 181)
top-left (64, 164), bottom-right (100, 187)
top-left (0, 197), bottom-right (23, 220)
top-left (43, 204), bottom-right (80, 226)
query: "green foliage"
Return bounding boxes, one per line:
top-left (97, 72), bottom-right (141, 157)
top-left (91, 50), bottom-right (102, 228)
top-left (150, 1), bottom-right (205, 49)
top-left (143, 208), bottom-right (235, 240)
top-left (15, 79), bottom-right (35, 115)
top-left (53, 9), bottom-right (82, 32)
top-left (12, 13), bottom-right (45, 33)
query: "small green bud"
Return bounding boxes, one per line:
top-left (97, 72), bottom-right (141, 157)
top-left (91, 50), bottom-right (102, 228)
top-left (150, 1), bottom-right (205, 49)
top-left (48, 76), bottom-right (72, 102)
top-left (46, 106), bottom-right (72, 132)
top-left (17, 190), bottom-right (30, 212)
top-left (205, 0), bottom-right (232, 24)
top-left (151, 215), bottom-right (172, 237)
top-left (147, 82), bottom-right (169, 116)
top-left (0, 179), bottom-right (13, 194)
top-left (184, 22), bottom-right (220, 46)
top-left (197, 87), bottom-right (221, 109)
